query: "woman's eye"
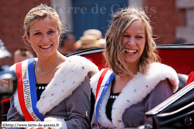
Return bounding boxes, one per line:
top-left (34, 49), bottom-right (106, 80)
top-left (48, 30), bottom-right (54, 34)
top-left (123, 35), bottom-right (129, 37)
top-left (136, 36), bottom-right (143, 39)
top-left (34, 32), bottom-right (41, 35)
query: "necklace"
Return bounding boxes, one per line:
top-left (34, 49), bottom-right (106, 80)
top-left (35, 56), bottom-right (60, 76)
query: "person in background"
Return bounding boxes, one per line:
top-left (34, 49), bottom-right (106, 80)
top-left (14, 47), bottom-right (34, 63)
top-left (58, 32), bottom-right (76, 56)
top-left (7, 4), bottom-right (98, 129)
top-left (74, 29), bottom-right (106, 51)
top-left (90, 7), bottom-right (179, 128)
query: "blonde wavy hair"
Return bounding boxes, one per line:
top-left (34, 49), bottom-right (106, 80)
top-left (23, 4), bottom-right (62, 46)
top-left (104, 7), bottom-right (160, 76)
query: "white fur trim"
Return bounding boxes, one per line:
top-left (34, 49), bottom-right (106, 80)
top-left (44, 117), bottom-right (67, 129)
top-left (90, 69), bottom-right (114, 128)
top-left (97, 86), bottom-right (114, 128)
top-left (13, 89), bottom-right (23, 116)
top-left (90, 62), bottom-right (179, 128)
top-left (13, 55), bottom-right (99, 116)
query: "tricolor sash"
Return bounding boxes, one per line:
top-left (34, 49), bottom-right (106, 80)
top-left (95, 68), bottom-right (115, 129)
top-left (16, 58), bottom-right (44, 121)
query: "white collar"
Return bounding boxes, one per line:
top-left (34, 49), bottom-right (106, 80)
top-left (90, 62), bottom-right (179, 128)
top-left (14, 55), bottom-right (99, 116)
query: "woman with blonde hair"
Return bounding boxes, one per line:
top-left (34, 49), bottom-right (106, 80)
top-left (90, 7), bottom-right (179, 128)
top-left (7, 4), bottom-right (98, 129)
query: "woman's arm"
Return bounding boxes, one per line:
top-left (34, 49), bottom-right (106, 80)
top-left (64, 76), bottom-right (91, 129)
top-left (145, 79), bottom-right (173, 111)
top-left (44, 76), bottom-right (91, 129)
top-left (6, 95), bottom-right (25, 129)
top-left (43, 76), bottom-right (91, 129)
top-left (7, 95), bottom-right (25, 121)
top-left (91, 108), bottom-right (98, 129)
top-left (144, 79), bottom-right (173, 125)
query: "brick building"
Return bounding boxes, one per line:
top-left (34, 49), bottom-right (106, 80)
top-left (0, 0), bottom-right (192, 65)
top-left (0, 0), bottom-right (50, 65)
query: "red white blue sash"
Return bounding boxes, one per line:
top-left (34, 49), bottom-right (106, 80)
top-left (95, 69), bottom-right (115, 129)
top-left (16, 58), bottom-right (44, 121)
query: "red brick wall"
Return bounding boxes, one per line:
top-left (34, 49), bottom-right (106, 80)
top-left (142, 0), bottom-right (186, 44)
top-left (0, 0), bottom-right (187, 65)
top-left (0, 0), bottom-right (50, 65)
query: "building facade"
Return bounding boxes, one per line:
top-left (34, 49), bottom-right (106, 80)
top-left (0, 0), bottom-right (192, 65)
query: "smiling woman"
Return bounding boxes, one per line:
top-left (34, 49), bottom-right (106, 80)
top-left (25, 17), bottom-right (60, 58)
top-left (121, 20), bottom-right (146, 74)
top-left (90, 7), bottom-right (179, 129)
top-left (7, 4), bottom-right (99, 129)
